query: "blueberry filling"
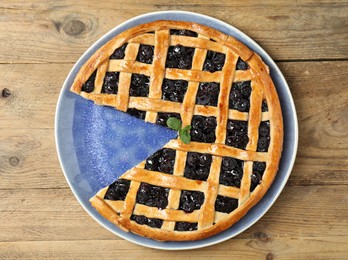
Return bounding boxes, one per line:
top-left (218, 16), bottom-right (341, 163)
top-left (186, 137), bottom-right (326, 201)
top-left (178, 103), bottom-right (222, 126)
top-left (136, 183), bottom-right (169, 209)
top-left (166, 45), bottom-right (195, 70)
top-left (174, 222), bottom-right (198, 231)
top-left (101, 72), bottom-right (119, 94)
top-left (110, 43), bottom-right (128, 59)
top-left (126, 108), bottom-right (146, 120)
top-left (190, 115), bottom-right (217, 143)
top-left (219, 157), bottom-right (244, 188)
top-left (262, 100), bottom-right (268, 112)
top-left (196, 82), bottom-right (220, 106)
top-left (104, 179), bottom-right (130, 201)
top-left (250, 162), bottom-right (266, 192)
top-left (203, 51), bottom-right (226, 72)
top-left (229, 81), bottom-right (251, 112)
top-left (179, 190), bottom-right (205, 213)
top-left (257, 121), bottom-right (270, 152)
top-left (257, 137), bottom-right (269, 152)
top-left (130, 215), bottom-right (163, 228)
top-left (161, 79), bottom-right (188, 103)
top-left (170, 29), bottom-right (198, 37)
top-left (225, 120), bottom-right (249, 149)
top-left (129, 74), bottom-right (150, 97)
top-left (250, 172), bottom-right (261, 191)
top-left (81, 70), bottom-right (97, 93)
top-left (145, 148), bottom-right (176, 174)
top-left (236, 57), bottom-right (249, 70)
top-left (215, 195), bottom-right (238, 213)
top-left (156, 112), bottom-right (181, 127)
top-left (136, 44), bottom-right (154, 64)
top-left (184, 152), bottom-right (212, 181)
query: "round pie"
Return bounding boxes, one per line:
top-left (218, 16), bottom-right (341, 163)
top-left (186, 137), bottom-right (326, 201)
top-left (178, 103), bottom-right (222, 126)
top-left (70, 20), bottom-right (283, 241)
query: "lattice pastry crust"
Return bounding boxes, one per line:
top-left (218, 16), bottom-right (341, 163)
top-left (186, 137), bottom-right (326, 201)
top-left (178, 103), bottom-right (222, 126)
top-left (70, 20), bottom-right (283, 241)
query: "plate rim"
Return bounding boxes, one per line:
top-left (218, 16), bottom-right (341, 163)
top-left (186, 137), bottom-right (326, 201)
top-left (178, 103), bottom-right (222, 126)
top-left (55, 10), bottom-right (299, 250)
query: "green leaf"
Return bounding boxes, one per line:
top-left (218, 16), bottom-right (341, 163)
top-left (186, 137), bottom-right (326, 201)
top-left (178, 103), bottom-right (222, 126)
top-left (179, 129), bottom-right (191, 144)
top-left (166, 117), bottom-right (182, 131)
top-left (182, 125), bottom-right (192, 131)
top-left (166, 118), bottom-right (191, 144)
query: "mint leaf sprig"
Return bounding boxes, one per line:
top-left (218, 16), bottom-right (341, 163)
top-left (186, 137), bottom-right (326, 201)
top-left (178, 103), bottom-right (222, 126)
top-left (166, 117), bottom-right (182, 131)
top-left (179, 125), bottom-right (191, 144)
top-left (166, 117), bottom-right (191, 144)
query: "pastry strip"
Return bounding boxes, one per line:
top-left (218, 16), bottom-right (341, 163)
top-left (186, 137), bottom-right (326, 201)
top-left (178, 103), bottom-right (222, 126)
top-left (70, 20), bottom-right (285, 241)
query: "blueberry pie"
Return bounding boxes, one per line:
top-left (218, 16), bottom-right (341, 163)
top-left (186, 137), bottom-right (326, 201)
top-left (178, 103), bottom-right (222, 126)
top-left (70, 20), bottom-right (283, 241)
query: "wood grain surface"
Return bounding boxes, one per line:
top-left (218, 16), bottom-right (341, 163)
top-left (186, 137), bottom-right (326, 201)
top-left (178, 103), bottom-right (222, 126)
top-left (1, 0), bottom-right (348, 259)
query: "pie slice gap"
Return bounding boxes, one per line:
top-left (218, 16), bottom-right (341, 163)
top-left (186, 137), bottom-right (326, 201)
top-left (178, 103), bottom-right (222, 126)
top-left (70, 20), bottom-right (283, 241)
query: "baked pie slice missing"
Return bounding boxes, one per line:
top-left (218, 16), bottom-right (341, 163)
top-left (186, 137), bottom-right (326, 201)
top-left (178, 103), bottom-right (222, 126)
top-left (70, 20), bottom-right (283, 241)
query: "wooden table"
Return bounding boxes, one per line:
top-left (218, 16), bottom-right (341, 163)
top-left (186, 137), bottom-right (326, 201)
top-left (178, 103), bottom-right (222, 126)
top-left (1, 1), bottom-right (347, 259)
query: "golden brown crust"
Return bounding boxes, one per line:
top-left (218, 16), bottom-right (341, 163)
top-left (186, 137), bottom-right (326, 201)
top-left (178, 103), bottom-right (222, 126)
top-left (73, 20), bottom-right (283, 241)
top-left (71, 20), bottom-right (248, 94)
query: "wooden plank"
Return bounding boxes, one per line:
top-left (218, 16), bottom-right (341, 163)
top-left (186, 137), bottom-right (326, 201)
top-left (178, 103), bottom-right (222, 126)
top-left (2, 125), bottom-right (347, 190)
top-left (0, 189), bottom-right (116, 242)
top-left (277, 61), bottom-right (348, 186)
top-left (0, 64), bottom-right (69, 129)
top-left (0, 128), bottom-right (67, 189)
top-left (0, 186), bottom-right (347, 242)
top-left (0, 1), bottom-right (346, 258)
top-left (0, 1), bottom-right (347, 63)
top-left (0, 124), bottom-right (340, 190)
top-left (1, 61), bottom-right (348, 189)
top-left (0, 237), bottom-right (347, 259)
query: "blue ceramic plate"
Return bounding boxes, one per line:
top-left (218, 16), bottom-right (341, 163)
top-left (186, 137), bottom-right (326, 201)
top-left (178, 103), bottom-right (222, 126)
top-left (55, 11), bottom-right (298, 250)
